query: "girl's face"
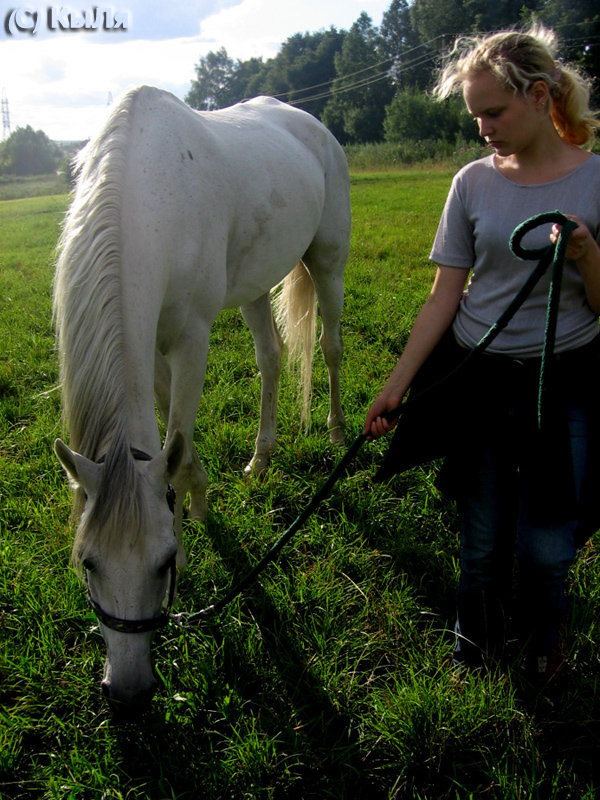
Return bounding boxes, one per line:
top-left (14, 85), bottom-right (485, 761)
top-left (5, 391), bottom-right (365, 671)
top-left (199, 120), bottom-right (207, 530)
top-left (463, 70), bottom-right (549, 159)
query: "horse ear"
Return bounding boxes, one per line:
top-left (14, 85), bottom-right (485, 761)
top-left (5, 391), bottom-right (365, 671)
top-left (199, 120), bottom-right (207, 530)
top-left (164, 430), bottom-right (185, 481)
top-left (54, 438), bottom-right (102, 493)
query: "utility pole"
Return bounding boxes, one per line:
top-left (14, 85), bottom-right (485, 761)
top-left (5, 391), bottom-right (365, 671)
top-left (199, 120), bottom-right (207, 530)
top-left (1, 89), bottom-right (10, 139)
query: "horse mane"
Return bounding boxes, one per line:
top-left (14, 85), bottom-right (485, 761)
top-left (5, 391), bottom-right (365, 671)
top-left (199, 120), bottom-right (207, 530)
top-left (54, 90), bottom-right (136, 459)
top-left (53, 88), bottom-right (147, 561)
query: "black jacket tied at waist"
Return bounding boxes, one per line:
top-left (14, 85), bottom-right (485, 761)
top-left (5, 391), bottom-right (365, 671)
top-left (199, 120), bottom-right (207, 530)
top-left (375, 331), bottom-right (600, 546)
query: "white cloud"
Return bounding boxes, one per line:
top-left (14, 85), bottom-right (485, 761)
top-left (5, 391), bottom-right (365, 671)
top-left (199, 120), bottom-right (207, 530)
top-left (121, 0), bottom-right (242, 41)
top-left (1, 35), bottom-right (207, 139)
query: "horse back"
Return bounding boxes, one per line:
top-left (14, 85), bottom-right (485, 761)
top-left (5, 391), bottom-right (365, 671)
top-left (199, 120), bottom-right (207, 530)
top-left (117, 87), bottom-right (349, 309)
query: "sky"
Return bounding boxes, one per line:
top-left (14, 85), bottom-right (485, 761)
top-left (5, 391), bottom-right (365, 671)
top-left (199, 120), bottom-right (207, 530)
top-left (0, 0), bottom-right (391, 142)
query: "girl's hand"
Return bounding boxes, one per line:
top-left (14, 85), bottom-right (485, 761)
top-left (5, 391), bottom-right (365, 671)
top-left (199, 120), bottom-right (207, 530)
top-left (363, 386), bottom-right (405, 440)
top-left (552, 215), bottom-right (600, 313)
top-left (551, 215), bottom-right (596, 263)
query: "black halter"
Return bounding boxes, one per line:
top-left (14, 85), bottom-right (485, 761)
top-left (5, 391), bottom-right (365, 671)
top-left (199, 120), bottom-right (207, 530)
top-left (86, 447), bottom-right (177, 634)
top-left (86, 557), bottom-right (177, 634)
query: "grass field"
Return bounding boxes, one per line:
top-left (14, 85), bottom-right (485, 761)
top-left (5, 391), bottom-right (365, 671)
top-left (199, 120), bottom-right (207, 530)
top-left (2, 171), bottom-right (600, 799)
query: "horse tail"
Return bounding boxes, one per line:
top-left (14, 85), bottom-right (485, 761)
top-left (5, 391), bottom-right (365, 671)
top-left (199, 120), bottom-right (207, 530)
top-left (274, 260), bottom-right (316, 430)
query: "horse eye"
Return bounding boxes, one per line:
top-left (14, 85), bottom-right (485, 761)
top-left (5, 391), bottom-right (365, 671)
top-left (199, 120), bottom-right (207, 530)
top-left (82, 558), bottom-right (95, 573)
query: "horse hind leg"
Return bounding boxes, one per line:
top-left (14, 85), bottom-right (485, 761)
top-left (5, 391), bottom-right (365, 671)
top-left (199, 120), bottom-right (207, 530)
top-left (302, 253), bottom-right (346, 447)
top-left (241, 293), bottom-right (283, 477)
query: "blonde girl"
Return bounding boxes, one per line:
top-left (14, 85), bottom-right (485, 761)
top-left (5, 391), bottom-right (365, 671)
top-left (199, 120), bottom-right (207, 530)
top-left (365, 26), bottom-right (600, 682)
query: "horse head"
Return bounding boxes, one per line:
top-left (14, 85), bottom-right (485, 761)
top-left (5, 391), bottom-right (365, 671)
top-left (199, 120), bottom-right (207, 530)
top-left (54, 432), bottom-right (185, 714)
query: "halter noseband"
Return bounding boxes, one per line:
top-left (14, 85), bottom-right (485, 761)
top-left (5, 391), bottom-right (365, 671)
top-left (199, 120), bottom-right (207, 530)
top-left (85, 447), bottom-right (177, 634)
top-left (86, 557), bottom-right (177, 634)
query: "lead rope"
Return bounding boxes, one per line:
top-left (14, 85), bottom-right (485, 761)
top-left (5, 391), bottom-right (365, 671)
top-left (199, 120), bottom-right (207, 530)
top-left (510, 212), bottom-right (577, 428)
top-left (172, 211), bottom-right (577, 626)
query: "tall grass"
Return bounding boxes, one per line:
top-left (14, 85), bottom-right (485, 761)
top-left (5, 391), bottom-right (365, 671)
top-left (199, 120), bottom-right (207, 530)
top-left (1, 172), bottom-right (600, 799)
top-left (344, 140), bottom-right (491, 171)
top-left (0, 175), bottom-right (69, 201)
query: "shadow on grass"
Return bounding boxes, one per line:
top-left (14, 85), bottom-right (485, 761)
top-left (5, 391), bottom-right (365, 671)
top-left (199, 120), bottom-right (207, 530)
top-left (98, 471), bottom-right (600, 800)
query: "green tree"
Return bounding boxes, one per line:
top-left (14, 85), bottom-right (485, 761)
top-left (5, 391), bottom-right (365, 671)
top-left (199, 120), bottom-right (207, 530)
top-left (534, 0), bottom-right (600, 103)
top-left (0, 126), bottom-right (62, 176)
top-left (224, 57), bottom-right (266, 104)
top-left (409, 0), bottom-right (467, 48)
top-left (323, 13), bottom-right (393, 143)
top-left (185, 31), bottom-right (345, 117)
top-left (281, 29), bottom-right (346, 117)
top-left (380, 0), bottom-right (432, 90)
top-left (186, 47), bottom-right (242, 110)
top-left (384, 88), bottom-right (478, 142)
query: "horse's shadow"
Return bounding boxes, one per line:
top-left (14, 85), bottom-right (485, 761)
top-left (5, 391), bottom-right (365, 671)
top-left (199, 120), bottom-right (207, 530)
top-left (188, 504), bottom-right (381, 797)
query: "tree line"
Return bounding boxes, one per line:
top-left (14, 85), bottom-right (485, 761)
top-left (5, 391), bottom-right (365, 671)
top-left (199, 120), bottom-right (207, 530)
top-left (186, 0), bottom-right (600, 146)
top-left (0, 126), bottom-right (67, 178)
top-left (2, 0), bottom-right (597, 176)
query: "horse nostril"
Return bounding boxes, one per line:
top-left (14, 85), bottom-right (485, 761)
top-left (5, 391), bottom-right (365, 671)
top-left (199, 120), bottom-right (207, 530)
top-left (136, 682), bottom-right (157, 708)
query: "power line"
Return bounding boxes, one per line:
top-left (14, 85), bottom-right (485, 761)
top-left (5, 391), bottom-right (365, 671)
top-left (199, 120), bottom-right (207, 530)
top-left (268, 34), bottom-right (448, 103)
top-left (287, 49), bottom-right (442, 107)
top-left (283, 34), bottom-right (600, 109)
top-left (236, 29), bottom-right (600, 111)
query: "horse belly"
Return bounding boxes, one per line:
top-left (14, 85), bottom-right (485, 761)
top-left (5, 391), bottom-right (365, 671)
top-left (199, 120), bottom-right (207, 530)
top-left (222, 181), bottom-right (324, 308)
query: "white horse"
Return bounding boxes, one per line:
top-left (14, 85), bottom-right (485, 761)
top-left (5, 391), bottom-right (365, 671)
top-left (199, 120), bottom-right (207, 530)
top-left (53, 86), bottom-right (350, 711)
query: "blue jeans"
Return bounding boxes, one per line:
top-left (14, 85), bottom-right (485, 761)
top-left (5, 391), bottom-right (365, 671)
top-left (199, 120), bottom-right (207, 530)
top-left (455, 402), bottom-right (588, 662)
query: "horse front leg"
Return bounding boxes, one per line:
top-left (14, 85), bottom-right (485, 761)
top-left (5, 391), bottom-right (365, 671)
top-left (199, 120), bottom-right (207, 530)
top-left (241, 294), bottom-right (283, 476)
top-left (187, 445), bottom-right (208, 521)
top-left (165, 430), bottom-right (208, 572)
top-left (153, 351), bottom-right (186, 569)
top-left (164, 327), bottom-right (211, 528)
top-left (154, 350), bottom-right (171, 425)
top-left (155, 347), bottom-right (208, 572)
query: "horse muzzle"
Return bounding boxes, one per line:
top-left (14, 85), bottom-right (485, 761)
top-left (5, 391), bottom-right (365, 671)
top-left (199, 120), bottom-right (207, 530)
top-left (101, 660), bottom-right (157, 715)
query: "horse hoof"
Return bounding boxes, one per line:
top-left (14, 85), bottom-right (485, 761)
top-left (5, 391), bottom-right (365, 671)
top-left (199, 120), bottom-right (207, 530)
top-left (244, 454), bottom-right (270, 480)
top-left (328, 426), bottom-right (346, 447)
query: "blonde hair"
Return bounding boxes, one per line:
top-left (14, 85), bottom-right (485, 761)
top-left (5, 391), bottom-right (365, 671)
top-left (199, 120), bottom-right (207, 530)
top-left (434, 26), bottom-right (600, 147)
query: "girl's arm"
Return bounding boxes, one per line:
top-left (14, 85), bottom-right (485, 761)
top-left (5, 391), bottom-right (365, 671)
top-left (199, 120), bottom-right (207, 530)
top-left (363, 265), bottom-right (470, 440)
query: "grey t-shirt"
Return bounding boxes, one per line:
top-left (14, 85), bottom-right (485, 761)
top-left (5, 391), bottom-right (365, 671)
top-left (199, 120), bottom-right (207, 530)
top-left (430, 153), bottom-right (600, 357)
